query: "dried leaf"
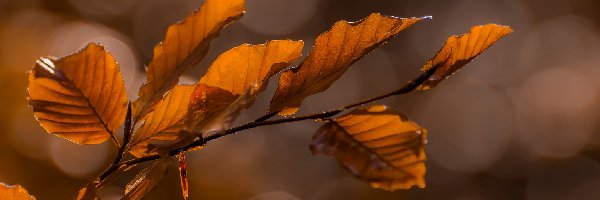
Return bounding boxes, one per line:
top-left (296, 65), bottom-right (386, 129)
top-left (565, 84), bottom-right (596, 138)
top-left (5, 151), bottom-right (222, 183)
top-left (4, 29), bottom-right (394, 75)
top-left (311, 105), bottom-right (427, 191)
top-left (269, 14), bottom-right (427, 115)
top-left (186, 40), bottom-right (303, 131)
top-left (123, 158), bottom-right (172, 200)
top-left (128, 85), bottom-right (196, 157)
top-left (177, 154), bottom-right (189, 200)
top-left (418, 24), bottom-right (513, 90)
top-left (27, 43), bottom-right (128, 144)
top-left (75, 183), bottom-right (98, 200)
top-left (133, 0), bottom-right (245, 121)
top-left (0, 183), bottom-right (35, 200)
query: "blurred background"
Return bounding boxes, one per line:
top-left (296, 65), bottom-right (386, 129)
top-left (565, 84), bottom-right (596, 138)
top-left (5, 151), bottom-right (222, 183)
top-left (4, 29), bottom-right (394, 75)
top-left (1, 0), bottom-right (600, 199)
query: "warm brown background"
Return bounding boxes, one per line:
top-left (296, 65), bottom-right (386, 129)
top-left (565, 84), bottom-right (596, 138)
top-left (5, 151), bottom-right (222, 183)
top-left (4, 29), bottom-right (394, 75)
top-left (1, 0), bottom-right (600, 199)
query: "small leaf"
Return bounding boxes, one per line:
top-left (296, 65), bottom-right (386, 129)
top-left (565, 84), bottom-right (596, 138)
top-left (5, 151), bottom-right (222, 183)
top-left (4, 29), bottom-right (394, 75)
top-left (133, 0), bottom-right (245, 121)
top-left (128, 85), bottom-right (196, 157)
top-left (186, 40), bottom-right (303, 132)
top-left (177, 154), bottom-right (189, 200)
top-left (311, 105), bottom-right (427, 191)
top-left (28, 43), bottom-right (128, 144)
top-left (418, 24), bottom-right (513, 90)
top-left (0, 183), bottom-right (35, 200)
top-left (75, 183), bottom-right (98, 200)
top-left (269, 14), bottom-right (427, 116)
top-left (123, 158), bottom-right (172, 200)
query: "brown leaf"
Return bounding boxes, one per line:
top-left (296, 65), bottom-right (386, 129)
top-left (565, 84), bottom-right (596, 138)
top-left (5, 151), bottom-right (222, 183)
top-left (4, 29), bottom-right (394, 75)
top-left (75, 183), bottom-right (98, 200)
top-left (418, 24), bottom-right (513, 90)
top-left (310, 105), bottom-right (427, 191)
top-left (269, 14), bottom-right (427, 116)
top-left (128, 85), bottom-right (196, 157)
top-left (133, 0), bottom-right (245, 121)
top-left (28, 43), bottom-right (128, 144)
top-left (123, 158), bottom-right (172, 200)
top-left (0, 183), bottom-right (35, 200)
top-left (187, 40), bottom-right (303, 132)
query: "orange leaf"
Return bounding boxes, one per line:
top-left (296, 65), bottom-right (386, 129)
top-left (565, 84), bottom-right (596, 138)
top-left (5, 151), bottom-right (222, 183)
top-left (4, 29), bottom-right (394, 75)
top-left (311, 105), bottom-right (427, 191)
top-left (269, 13), bottom-right (427, 116)
top-left (418, 24), bottom-right (513, 90)
top-left (0, 183), bottom-right (35, 200)
top-left (27, 43), bottom-right (128, 144)
top-left (75, 183), bottom-right (98, 200)
top-left (133, 0), bottom-right (245, 121)
top-left (187, 40), bottom-right (303, 132)
top-left (177, 154), bottom-right (189, 200)
top-left (128, 85), bottom-right (196, 157)
top-left (123, 158), bottom-right (172, 200)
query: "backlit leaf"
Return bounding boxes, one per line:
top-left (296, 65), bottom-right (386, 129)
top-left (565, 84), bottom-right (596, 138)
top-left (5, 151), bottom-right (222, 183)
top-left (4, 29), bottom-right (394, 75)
top-left (418, 24), bottom-right (513, 90)
top-left (128, 85), bottom-right (196, 157)
top-left (123, 158), bottom-right (172, 200)
top-left (310, 105), bottom-right (427, 191)
top-left (187, 40), bottom-right (303, 132)
top-left (75, 183), bottom-right (98, 200)
top-left (133, 0), bottom-right (245, 121)
top-left (0, 183), bottom-right (35, 200)
top-left (27, 43), bottom-right (128, 144)
top-left (269, 13), bottom-right (427, 115)
top-left (177, 154), bottom-right (189, 200)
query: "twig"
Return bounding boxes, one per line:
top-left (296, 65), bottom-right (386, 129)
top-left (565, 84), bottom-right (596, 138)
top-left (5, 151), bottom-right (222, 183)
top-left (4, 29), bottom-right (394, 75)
top-left (96, 102), bottom-right (133, 186)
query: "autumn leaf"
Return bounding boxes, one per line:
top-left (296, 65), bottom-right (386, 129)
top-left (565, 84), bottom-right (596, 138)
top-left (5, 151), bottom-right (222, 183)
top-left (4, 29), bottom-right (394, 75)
top-left (133, 0), bottom-right (245, 121)
top-left (269, 13), bottom-right (427, 116)
top-left (27, 43), bottom-right (128, 144)
top-left (186, 40), bottom-right (303, 131)
top-left (418, 24), bottom-right (513, 90)
top-left (311, 105), bottom-right (427, 191)
top-left (0, 183), bottom-right (35, 200)
top-left (123, 158), bottom-right (172, 200)
top-left (75, 183), bottom-right (98, 200)
top-left (128, 85), bottom-right (196, 157)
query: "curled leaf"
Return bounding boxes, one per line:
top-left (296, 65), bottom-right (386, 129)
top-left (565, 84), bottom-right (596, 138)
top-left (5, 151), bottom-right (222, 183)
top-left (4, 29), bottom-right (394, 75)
top-left (177, 154), bottom-right (189, 200)
top-left (418, 24), bottom-right (513, 89)
top-left (311, 105), bottom-right (427, 191)
top-left (133, 0), bottom-right (245, 121)
top-left (75, 183), bottom-right (98, 200)
top-left (27, 43), bottom-right (128, 144)
top-left (269, 13), bottom-right (427, 116)
top-left (128, 85), bottom-right (196, 157)
top-left (0, 183), bottom-right (35, 200)
top-left (124, 158), bottom-right (172, 200)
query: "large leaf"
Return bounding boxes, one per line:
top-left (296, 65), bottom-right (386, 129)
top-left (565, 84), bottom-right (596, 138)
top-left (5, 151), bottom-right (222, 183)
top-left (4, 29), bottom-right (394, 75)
top-left (187, 40), bottom-right (303, 131)
top-left (133, 0), bottom-right (245, 121)
top-left (28, 43), bottom-right (128, 144)
top-left (418, 24), bottom-right (513, 90)
top-left (311, 105), bottom-right (427, 191)
top-left (269, 13), bottom-right (427, 116)
top-left (128, 85), bottom-right (196, 157)
top-left (123, 158), bottom-right (172, 200)
top-left (0, 183), bottom-right (35, 200)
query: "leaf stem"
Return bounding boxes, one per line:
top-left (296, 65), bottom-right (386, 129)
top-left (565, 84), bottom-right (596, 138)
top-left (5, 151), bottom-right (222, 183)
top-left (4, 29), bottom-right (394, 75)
top-left (96, 103), bottom-right (133, 187)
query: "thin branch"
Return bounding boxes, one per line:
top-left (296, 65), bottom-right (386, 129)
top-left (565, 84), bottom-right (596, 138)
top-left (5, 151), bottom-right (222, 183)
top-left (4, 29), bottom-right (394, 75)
top-left (110, 65), bottom-right (439, 170)
top-left (96, 102), bottom-right (133, 186)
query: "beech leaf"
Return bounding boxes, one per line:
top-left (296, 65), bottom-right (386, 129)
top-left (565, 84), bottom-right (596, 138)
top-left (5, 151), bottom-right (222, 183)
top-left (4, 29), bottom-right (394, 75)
top-left (177, 154), bottom-right (189, 200)
top-left (123, 158), bottom-right (172, 200)
top-left (0, 183), bottom-right (35, 200)
top-left (75, 183), bottom-right (98, 200)
top-left (27, 43), bottom-right (128, 144)
top-left (418, 24), bottom-right (513, 90)
top-left (128, 85), bottom-right (196, 157)
top-left (311, 105), bottom-right (427, 191)
top-left (133, 0), bottom-right (245, 121)
top-left (269, 13), bottom-right (427, 116)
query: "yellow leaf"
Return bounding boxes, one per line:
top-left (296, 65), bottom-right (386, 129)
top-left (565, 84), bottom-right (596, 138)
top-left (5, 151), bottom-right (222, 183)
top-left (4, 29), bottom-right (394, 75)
top-left (311, 105), bottom-right (427, 191)
top-left (0, 183), bottom-right (35, 200)
top-left (269, 13), bottom-right (427, 116)
top-left (133, 0), bottom-right (245, 121)
top-left (28, 43), bottom-right (128, 144)
top-left (187, 40), bottom-right (303, 132)
top-left (123, 158), bottom-right (172, 200)
top-left (128, 85), bottom-right (196, 157)
top-left (418, 24), bottom-right (513, 90)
